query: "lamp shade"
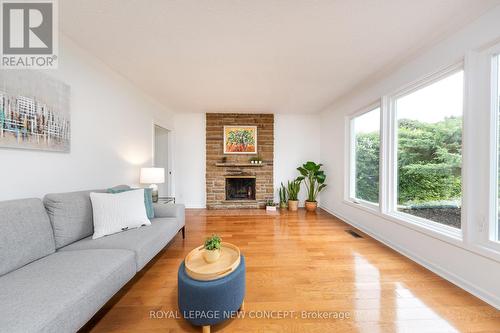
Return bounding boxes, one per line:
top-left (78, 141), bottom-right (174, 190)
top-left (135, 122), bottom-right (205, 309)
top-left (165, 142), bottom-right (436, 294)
top-left (140, 167), bottom-right (165, 184)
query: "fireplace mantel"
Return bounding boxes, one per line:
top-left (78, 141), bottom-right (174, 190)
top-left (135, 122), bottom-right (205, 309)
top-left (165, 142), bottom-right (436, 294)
top-left (215, 163), bottom-right (265, 167)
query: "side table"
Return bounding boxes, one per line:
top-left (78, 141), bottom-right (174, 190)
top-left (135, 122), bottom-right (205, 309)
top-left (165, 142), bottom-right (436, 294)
top-left (178, 255), bottom-right (246, 333)
top-left (157, 196), bottom-right (175, 204)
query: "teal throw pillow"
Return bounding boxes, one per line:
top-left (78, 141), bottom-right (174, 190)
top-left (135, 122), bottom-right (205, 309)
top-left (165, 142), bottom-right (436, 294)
top-left (107, 187), bottom-right (154, 219)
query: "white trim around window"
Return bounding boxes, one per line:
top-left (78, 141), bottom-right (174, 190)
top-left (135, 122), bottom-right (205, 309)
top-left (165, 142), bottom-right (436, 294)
top-left (490, 52), bottom-right (500, 245)
top-left (467, 41), bottom-right (500, 254)
top-left (385, 62), bottom-right (465, 241)
top-left (345, 101), bottom-right (381, 212)
top-left (346, 63), bottom-right (466, 241)
top-left (343, 42), bottom-right (500, 263)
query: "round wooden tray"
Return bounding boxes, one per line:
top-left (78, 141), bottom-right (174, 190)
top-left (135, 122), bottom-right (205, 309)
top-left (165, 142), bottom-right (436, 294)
top-left (185, 242), bottom-right (241, 281)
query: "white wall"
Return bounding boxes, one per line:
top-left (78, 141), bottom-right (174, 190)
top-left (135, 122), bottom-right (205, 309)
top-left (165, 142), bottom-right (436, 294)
top-left (173, 113), bottom-right (321, 208)
top-left (320, 7), bottom-right (500, 308)
top-left (173, 113), bottom-right (206, 208)
top-left (274, 114), bottom-right (321, 205)
top-left (0, 35), bottom-right (174, 201)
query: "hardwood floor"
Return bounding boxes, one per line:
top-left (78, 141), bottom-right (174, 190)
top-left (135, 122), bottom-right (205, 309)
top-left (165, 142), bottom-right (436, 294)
top-left (83, 209), bottom-right (500, 333)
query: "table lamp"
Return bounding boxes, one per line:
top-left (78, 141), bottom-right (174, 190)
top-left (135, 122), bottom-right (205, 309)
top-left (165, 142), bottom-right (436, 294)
top-left (140, 167), bottom-right (165, 202)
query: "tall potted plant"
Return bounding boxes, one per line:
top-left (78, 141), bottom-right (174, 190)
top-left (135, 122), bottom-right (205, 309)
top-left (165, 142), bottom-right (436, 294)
top-left (297, 161), bottom-right (327, 212)
top-left (287, 178), bottom-right (302, 211)
top-left (279, 182), bottom-right (288, 209)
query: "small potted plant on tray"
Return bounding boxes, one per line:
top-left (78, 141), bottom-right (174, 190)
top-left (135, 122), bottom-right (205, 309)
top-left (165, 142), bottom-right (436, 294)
top-left (297, 161), bottom-right (327, 212)
top-left (204, 234), bottom-right (222, 263)
top-left (287, 178), bottom-right (302, 211)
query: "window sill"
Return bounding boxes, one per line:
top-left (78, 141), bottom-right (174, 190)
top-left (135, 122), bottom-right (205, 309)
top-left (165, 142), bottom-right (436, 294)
top-left (347, 197), bottom-right (379, 211)
top-left (342, 199), bottom-right (500, 263)
top-left (388, 211), bottom-right (462, 240)
top-left (470, 242), bottom-right (500, 260)
top-left (342, 199), bottom-right (463, 247)
top-left (344, 198), bottom-right (379, 214)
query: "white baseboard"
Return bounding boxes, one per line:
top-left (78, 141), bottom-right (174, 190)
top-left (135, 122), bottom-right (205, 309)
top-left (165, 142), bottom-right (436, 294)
top-left (320, 205), bottom-right (500, 310)
top-left (184, 204), bottom-right (206, 209)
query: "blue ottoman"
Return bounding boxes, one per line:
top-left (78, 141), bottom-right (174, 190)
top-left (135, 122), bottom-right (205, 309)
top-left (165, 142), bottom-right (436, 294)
top-left (178, 255), bottom-right (245, 333)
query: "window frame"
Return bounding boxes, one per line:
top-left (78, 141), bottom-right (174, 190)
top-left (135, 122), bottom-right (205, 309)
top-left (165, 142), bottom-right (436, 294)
top-left (385, 63), bottom-right (465, 240)
top-left (346, 101), bottom-right (382, 211)
top-left (459, 42), bottom-right (500, 255)
top-left (343, 48), bottom-right (500, 262)
top-left (482, 43), bottom-right (500, 252)
top-left (490, 52), bottom-right (500, 244)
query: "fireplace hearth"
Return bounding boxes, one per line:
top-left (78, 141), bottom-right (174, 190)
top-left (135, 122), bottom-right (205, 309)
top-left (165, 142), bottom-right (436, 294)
top-left (226, 177), bottom-right (256, 200)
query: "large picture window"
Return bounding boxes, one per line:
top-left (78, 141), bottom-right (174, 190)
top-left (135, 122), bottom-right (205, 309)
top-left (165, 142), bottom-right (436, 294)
top-left (344, 51), bottom-right (500, 259)
top-left (351, 107), bottom-right (380, 205)
top-left (394, 70), bottom-right (464, 229)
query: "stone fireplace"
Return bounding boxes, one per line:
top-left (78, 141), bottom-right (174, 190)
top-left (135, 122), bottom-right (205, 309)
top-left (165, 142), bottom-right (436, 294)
top-left (206, 113), bottom-right (274, 209)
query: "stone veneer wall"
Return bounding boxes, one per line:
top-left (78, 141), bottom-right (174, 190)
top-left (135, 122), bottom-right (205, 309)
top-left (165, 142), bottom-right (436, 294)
top-left (206, 113), bottom-right (274, 209)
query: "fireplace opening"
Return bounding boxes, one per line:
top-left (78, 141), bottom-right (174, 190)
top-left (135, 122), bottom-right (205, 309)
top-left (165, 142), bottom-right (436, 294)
top-left (226, 177), bottom-right (256, 200)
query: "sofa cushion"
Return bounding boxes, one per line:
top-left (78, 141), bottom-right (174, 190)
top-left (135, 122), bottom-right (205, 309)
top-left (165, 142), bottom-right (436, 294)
top-left (0, 198), bottom-right (55, 276)
top-left (108, 187), bottom-right (155, 219)
top-left (153, 203), bottom-right (185, 226)
top-left (108, 184), bottom-right (131, 191)
top-left (0, 249), bottom-right (135, 333)
top-left (59, 217), bottom-right (181, 271)
top-left (90, 190), bottom-right (151, 239)
top-left (43, 189), bottom-right (105, 249)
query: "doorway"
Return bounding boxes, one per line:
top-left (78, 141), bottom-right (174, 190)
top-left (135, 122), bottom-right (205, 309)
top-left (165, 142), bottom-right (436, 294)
top-left (154, 125), bottom-right (171, 196)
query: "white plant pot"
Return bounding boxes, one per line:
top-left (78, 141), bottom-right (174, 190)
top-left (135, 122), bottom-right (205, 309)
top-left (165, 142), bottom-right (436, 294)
top-left (203, 249), bottom-right (221, 263)
top-left (266, 206), bottom-right (277, 211)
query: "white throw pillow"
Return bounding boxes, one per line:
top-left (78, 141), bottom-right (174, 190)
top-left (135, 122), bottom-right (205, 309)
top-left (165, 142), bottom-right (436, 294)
top-left (90, 189), bottom-right (151, 239)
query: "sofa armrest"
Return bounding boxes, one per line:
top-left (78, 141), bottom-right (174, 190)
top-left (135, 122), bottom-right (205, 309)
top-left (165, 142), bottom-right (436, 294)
top-left (153, 203), bottom-right (185, 226)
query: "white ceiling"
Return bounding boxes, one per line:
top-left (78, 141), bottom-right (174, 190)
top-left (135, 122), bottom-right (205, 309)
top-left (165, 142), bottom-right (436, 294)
top-left (61, 0), bottom-right (500, 114)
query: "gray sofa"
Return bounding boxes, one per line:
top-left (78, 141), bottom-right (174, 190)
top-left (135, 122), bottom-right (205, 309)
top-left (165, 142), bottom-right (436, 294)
top-left (0, 188), bottom-right (185, 333)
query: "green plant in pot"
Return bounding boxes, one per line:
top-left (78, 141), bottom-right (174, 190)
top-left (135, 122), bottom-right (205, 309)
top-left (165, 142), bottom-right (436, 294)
top-left (203, 234), bottom-right (222, 263)
top-left (279, 182), bottom-right (288, 209)
top-left (287, 178), bottom-right (302, 211)
top-left (265, 199), bottom-right (277, 211)
top-left (297, 161), bottom-right (327, 212)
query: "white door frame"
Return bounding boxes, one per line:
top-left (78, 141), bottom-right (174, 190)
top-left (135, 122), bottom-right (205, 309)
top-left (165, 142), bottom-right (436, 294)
top-left (152, 122), bottom-right (174, 196)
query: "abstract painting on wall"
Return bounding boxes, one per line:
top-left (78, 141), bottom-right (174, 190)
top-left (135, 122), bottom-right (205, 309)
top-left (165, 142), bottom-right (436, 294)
top-left (0, 71), bottom-right (70, 152)
top-left (224, 126), bottom-right (257, 154)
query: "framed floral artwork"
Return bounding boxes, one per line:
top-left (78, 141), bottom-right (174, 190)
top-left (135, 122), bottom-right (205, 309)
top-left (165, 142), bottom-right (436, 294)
top-left (223, 126), bottom-right (257, 154)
